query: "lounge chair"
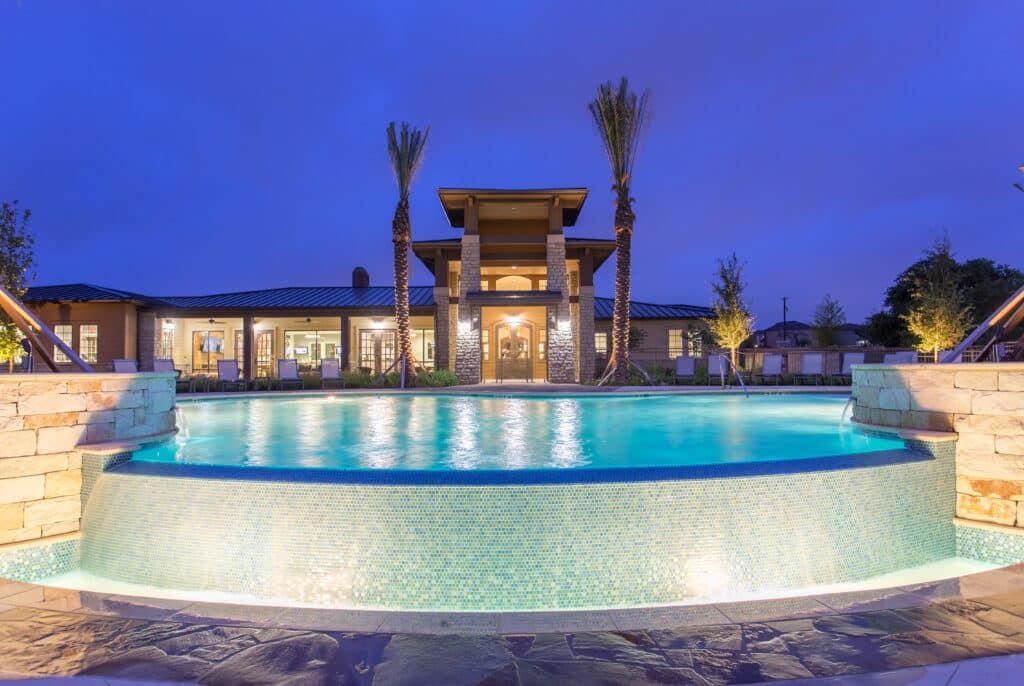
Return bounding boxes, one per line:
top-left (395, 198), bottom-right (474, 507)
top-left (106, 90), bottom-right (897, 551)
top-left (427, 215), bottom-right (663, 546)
top-left (321, 358), bottom-right (346, 389)
top-left (216, 359), bottom-right (248, 392)
top-left (833, 352), bottom-right (865, 385)
top-left (707, 354), bottom-right (728, 385)
top-left (938, 350), bottom-right (963, 363)
top-left (112, 359), bottom-right (138, 373)
top-left (276, 359), bottom-right (305, 391)
top-left (674, 356), bottom-right (695, 384)
top-left (793, 352), bottom-right (823, 385)
top-left (753, 353), bottom-right (783, 385)
top-left (155, 358), bottom-right (195, 392)
top-left (883, 351), bottom-right (918, 364)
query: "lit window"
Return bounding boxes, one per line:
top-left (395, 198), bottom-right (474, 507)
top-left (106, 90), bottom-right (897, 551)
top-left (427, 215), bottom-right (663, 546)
top-left (594, 331), bottom-right (608, 356)
top-left (481, 329), bottom-right (489, 361)
top-left (235, 331), bottom-right (244, 364)
top-left (79, 325), bottom-right (98, 363)
top-left (54, 324), bottom-right (72, 364)
top-left (538, 279), bottom-right (548, 291)
top-left (159, 321), bottom-right (174, 359)
top-left (538, 329), bottom-right (546, 361)
top-left (687, 329), bottom-right (704, 357)
top-left (668, 329), bottom-right (684, 358)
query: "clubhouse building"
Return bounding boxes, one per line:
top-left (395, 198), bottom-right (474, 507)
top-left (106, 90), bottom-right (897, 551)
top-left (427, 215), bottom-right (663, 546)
top-left (23, 188), bottom-right (712, 383)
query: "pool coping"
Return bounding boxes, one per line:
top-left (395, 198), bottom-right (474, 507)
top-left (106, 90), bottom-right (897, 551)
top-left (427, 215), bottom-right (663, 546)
top-left (1, 535), bottom-right (1022, 635)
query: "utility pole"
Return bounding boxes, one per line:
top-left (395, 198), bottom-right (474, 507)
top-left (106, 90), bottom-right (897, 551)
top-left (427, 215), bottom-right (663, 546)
top-left (782, 296), bottom-right (788, 345)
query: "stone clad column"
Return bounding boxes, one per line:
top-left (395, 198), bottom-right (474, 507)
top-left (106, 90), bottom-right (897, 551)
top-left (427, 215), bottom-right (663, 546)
top-left (432, 249), bottom-right (450, 371)
top-left (137, 312), bottom-right (157, 370)
top-left (546, 197), bottom-right (575, 383)
top-left (578, 250), bottom-right (596, 381)
top-left (242, 314), bottom-right (255, 381)
top-left (455, 197), bottom-right (481, 384)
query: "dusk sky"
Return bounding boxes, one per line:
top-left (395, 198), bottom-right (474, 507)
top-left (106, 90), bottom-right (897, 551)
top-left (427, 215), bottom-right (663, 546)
top-left (3, 1), bottom-right (1022, 328)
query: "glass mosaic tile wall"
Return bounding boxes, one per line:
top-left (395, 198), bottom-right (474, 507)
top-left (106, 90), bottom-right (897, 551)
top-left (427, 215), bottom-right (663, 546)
top-left (75, 442), bottom-right (956, 610)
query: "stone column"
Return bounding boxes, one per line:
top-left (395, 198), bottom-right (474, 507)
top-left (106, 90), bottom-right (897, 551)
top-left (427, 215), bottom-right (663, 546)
top-left (455, 197), bottom-right (481, 384)
top-left (242, 314), bottom-right (255, 381)
top-left (340, 315), bottom-right (350, 369)
top-left (577, 250), bottom-right (596, 381)
top-left (433, 288), bottom-right (450, 370)
top-left (137, 312), bottom-right (157, 371)
top-left (546, 198), bottom-right (575, 383)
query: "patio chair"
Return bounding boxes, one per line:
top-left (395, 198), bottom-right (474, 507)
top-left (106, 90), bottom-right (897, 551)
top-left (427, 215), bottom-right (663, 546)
top-left (216, 359), bottom-right (248, 392)
top-left (833, 352), bottom-right (865, 385)
top-left (276, 359), bottom-right (305, 391)
top-left (112, 358), bottom-right (138, 373)
top-left (675, 356), bottom-right (695, 384)
top-left (321, 358), bottom-right (346, 389)
top-left (938, 350), bottom-right (963, 363)
top-left (793, 352), bottom-right (823, 385)
top-left (753, 353), bottom-right (783, 385)
top-left (707, 354), bottom-right (728, 385)
top-left (155, 358), bottom-right (195, 392)
top-left (883, 351), bottom-right (918, 364)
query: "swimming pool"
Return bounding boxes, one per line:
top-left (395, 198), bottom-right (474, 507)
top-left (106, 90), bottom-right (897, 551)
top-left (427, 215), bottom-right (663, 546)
top-left (142, 393), bottom-right (905, 473)
top-left (17, 393), bottom-right (974, 610)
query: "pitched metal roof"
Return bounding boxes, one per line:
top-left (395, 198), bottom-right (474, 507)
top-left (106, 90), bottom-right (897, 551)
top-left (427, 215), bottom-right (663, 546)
top-left (21, 283), bottom-right (158, 304)
top-left (594, 297), bottom-right (714, 320)
top-left (157, 286), bottom-right (436, 309)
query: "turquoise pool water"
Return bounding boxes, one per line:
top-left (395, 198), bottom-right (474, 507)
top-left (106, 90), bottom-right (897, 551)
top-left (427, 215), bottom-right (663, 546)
top-left (140, 393), bottom-right (904, 471)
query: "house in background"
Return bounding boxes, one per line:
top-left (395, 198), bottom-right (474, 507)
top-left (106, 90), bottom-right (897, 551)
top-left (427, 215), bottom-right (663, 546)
top-left (20, 186), bottom-right (713, 383)
top-left (749, 320), bottom-right (867, 348)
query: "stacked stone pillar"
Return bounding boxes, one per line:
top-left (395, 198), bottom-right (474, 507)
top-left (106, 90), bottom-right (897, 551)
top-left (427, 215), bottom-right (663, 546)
top-left (546, 199), bottom-right (575, 383)
top-left (433, 288), bottom-right (450, 371)
top-left (454, 198), bottom-right (481, 384)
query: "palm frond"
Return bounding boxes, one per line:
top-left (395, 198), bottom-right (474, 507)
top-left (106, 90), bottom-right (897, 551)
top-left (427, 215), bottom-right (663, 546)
top-left (588, 77), bottom-right (650, 201)
top-left (386, 121), bottom-right (431, 201)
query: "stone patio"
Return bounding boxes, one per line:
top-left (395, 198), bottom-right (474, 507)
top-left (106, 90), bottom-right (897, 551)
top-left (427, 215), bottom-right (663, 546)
top-left (3, 566), bottom-right (1024, 684)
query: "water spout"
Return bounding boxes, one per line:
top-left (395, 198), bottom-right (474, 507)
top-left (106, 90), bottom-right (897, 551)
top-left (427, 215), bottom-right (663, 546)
top-left (839, 396), bottom-right (856, 427)
top-left (174, 405), bottom-right (189, 441)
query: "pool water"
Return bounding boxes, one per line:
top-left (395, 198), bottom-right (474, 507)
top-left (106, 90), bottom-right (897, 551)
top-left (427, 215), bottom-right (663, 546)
top-left (142, 393), bottom-right (903, 471)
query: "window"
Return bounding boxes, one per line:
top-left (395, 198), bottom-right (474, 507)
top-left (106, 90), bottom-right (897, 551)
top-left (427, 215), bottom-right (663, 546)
top-left (481, 329), bottom-right (490, 361)
top-left (54, 324), bottom-right (72, 364)
top-left (668, 329), bottom-right (684, 358)
top-left (538, 328), bottom-right (546, 361)
top-left (235, 331), bottom-right (244, 365)
top-left (191, 330), bottom-right (224, 373)
top-left (538, 279), bottom-right (548, 291)
top-left (255, 331), bottom-right (274, 377)
top-left (79, 325), bottom-right (98, 364)
top-left (687, 329), bottom-right (704, 357)
top-left (284, 330), bottom-right (341, 367)
top-left (411, 329), bottom-right (435, 368)
top-left (159, 321), bottom-right (175, 359)
top-left (594, 331), bottom-right (608, 356)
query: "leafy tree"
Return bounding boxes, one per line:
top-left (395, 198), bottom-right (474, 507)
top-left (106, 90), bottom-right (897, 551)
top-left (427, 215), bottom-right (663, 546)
top-left (0, 201), bottom-right (34, 371)
top-left (706, 253), bottom-right (754, 366)
top-left (589, 77), bottom-right (651, 382)
top-left (386, 121), bottom-right (430, 381)
top-left (904, 235), bottom-right (972, 361)
top-left (865, 310), bottom-right (904, 348)
top-left (812, 294), bottom-right (846, 347)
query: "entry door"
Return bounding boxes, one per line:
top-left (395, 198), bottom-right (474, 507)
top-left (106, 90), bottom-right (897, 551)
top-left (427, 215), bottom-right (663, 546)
top-left (495, 322), bottom-right (533, 381)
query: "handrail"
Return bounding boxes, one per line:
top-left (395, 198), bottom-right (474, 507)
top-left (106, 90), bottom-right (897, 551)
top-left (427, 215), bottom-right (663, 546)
top-left (718, 354), bottom-right (750, 397)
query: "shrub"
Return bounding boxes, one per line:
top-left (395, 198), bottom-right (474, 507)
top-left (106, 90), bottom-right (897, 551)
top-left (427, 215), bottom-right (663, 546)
top-left (415, 369), bottom-right (459, 387)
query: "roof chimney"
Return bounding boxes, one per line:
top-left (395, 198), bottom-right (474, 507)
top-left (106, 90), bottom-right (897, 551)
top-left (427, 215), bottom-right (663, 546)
top-left (352, 267), bottom-right (369, 288)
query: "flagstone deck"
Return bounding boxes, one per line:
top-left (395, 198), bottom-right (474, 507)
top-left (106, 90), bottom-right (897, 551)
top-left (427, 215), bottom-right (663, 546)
top-left (2, 565), bottom-right (1024, 684)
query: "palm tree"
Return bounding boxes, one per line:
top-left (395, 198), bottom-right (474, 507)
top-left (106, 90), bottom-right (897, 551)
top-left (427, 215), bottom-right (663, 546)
top-left (588, 77), bottom-right (650, 382)
top-left (386, 121), bottom-right (430, 381)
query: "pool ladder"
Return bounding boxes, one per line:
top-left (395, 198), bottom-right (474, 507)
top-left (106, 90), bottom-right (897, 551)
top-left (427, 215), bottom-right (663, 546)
top-left (717, 354), bottom-right (750, 398)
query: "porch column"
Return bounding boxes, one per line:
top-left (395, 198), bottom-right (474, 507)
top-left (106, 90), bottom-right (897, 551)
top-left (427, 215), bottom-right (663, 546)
top-left (242, 314), bottom-right (255, 380)
top-left (546, 197), bottom-right (574, 383)
top-left (137, 312), bottom-right (157, 370)
top-left (455, 196), bottom-right (481, 384)
top-left (433, 249), bottom-right (450, 370)
top-left (340, 314), bottom-right (350, 369)
top-left (578, 250), bottom-right (596, 381)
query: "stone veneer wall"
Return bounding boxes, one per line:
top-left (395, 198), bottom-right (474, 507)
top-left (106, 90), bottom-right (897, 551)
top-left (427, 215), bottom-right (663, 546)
top-left (852, 363), bottom-right (1024, 528)
top-left (0, 373), bottom-right (175, 546)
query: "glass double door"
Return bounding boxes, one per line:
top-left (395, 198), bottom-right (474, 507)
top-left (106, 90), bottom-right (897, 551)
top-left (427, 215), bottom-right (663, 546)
top-left (358, 329), bottom-right (396, 373)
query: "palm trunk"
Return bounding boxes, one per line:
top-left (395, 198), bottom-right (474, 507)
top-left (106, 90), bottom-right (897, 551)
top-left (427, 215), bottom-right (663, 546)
top-left (611, 201), bottom-right (634, 383)
top-left (392, 201), bottom-right (416, 381)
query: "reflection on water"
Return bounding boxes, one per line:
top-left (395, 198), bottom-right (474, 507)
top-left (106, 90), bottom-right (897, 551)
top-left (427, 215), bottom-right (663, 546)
top-left (137, 394), bottom-right (906, 472)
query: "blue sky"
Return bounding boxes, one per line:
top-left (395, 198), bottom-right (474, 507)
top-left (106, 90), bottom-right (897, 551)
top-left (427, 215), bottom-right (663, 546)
top-left (3, 1), bottom-right (1022, 327)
